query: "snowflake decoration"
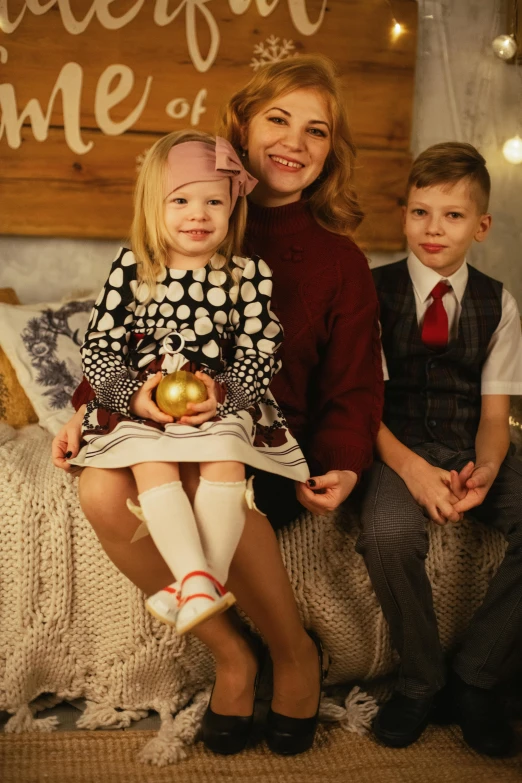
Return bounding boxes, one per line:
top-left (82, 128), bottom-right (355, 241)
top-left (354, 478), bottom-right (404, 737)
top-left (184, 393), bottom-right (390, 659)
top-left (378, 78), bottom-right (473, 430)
top-left (250, 36), bottom-right (296, 71)
top-left (136, 148), bottom-right (151, 173)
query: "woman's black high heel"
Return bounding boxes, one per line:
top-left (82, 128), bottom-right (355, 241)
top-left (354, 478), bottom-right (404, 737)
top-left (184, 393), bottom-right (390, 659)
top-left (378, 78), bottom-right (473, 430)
top-left (201, 635), bottom-right (264, 755)
top-left (265, 629), bottom-right (329, 756)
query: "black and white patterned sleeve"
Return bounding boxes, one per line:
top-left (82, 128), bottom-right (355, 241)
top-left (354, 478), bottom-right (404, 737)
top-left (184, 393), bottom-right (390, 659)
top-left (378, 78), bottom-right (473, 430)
top-left (81, 248), bottom-right (142, 414)
top-left (215, 256), bottom-right (283, 415)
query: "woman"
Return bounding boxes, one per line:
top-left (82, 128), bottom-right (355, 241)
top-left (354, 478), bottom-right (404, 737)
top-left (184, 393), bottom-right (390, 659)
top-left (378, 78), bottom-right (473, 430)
top-left (53, 54), bottom-right (384, 756)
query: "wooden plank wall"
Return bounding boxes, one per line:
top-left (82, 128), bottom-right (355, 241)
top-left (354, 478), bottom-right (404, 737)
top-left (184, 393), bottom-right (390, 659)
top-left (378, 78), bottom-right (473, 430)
top-left (0, 0), bottom-right (418, 250)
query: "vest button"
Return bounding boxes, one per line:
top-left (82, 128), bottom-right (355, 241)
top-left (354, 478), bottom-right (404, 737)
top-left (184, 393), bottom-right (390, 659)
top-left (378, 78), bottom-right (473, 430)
top-left (428, 419), bottom-right (437, 427)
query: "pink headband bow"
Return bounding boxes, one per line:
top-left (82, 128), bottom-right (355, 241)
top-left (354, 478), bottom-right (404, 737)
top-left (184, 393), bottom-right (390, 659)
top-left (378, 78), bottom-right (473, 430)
top-left (165, 136), bottom-right (258, 215)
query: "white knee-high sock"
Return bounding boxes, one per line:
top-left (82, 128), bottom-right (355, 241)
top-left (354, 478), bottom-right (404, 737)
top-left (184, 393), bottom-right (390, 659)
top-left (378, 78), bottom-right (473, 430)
top-left (138, 481), bottom-right (208, 586)
top-left (193, 477), bottom-right (247, 585)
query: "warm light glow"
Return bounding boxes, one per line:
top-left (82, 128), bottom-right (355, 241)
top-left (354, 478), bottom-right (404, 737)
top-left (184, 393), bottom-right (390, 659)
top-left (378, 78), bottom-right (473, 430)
top-left (391, 20), bottom-right (404, 40)
top-left (492, 34), bottom-right (518, 61)
top-left (503, 135), bottom-right (522, 165)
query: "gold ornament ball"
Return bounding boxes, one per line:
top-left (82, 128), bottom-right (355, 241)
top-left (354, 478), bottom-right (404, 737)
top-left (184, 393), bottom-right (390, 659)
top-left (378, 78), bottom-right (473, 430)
top-left (156, 371), bottom-right (208, 417)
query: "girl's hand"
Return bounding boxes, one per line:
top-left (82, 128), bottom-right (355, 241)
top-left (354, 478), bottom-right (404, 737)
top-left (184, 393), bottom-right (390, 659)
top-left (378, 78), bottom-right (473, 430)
top-left (296, 470), bottom-right (358, 514)
top-left (130, 372), bottom-right (174, 424)
top-left (51, 404), bottom-right (86, 471)
top-left (178, 371), bottom-right (217, 426)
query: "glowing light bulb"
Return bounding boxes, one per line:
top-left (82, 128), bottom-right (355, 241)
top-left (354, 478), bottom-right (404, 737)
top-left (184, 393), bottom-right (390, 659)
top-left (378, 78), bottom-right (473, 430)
top-left (503, 136), bottom-right (522, 164)
top-left (391, 21), bottom-right (404, 40)
top-left (492, 34), bottom-right (518, 61)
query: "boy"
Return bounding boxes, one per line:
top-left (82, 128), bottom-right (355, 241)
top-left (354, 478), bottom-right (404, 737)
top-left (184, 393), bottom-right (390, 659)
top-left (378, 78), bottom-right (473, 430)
top-left (358, 142), bottom-right (522, 755)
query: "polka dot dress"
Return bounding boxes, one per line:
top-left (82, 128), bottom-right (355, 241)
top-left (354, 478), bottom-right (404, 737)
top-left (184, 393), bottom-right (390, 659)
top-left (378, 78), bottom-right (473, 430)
top-left (71, 248), bottom-right (309, 482)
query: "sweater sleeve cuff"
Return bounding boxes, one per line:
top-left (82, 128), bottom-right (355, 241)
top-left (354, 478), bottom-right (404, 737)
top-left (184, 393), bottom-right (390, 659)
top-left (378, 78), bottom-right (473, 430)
top-left (214, 376), bottom-right (251, 415)
top-left (308, 445), bottom-right (372, 481)
top-left (94, 372), bottom-right (143, 415)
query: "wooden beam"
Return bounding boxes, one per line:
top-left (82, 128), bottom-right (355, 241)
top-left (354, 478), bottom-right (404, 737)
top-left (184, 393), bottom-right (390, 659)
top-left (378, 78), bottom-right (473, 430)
top-left (0, 128), bottom-right (409, 250)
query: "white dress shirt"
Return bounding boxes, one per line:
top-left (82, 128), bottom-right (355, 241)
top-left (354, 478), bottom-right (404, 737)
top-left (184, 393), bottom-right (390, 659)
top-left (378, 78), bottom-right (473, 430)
top-left (406, 252), bottom-right (522, 395)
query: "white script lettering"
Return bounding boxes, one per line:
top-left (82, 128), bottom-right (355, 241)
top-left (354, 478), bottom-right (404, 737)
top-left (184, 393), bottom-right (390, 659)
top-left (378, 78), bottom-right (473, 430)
top-left (164, 88), bottom-right (207, 126)
top-left (0, 61), bottom-right (92, 153)
top-left (154, 0), bottom-right (220, 73)
top-left (95, 64), bottom-right (152, 135)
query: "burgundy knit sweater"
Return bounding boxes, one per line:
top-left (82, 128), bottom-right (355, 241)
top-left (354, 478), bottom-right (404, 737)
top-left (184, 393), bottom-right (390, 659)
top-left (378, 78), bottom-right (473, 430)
top-left (244, 200), bottom-right (383, 478)
top-left (73, 199), bottom-right (383, 479)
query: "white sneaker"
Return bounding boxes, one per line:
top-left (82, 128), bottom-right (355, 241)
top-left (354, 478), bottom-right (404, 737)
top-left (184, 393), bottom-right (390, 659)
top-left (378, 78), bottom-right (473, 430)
top-left (145, 582), bottom-right (181, 626)
top-left (176, 571), bottom-right (236, 636)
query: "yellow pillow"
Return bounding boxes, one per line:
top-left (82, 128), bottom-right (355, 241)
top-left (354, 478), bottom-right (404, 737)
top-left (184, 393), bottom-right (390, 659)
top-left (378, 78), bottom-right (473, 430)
top-left (0, 288), bottom-right (38, 428)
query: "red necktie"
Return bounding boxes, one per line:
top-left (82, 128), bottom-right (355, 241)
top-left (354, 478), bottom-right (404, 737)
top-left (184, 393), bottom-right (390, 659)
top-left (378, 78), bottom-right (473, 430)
top-left (421, 281), bottom-right (451, 349)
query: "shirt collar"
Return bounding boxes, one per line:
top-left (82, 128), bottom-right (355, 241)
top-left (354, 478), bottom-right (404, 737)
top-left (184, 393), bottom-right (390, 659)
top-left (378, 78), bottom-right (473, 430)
top-left (407, 252), bottom-right (468, 304)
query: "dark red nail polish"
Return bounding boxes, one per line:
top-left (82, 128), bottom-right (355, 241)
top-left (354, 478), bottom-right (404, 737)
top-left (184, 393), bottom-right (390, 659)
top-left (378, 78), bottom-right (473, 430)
top-left (65, 451), bottom-right (72, 459)
top-left (307, 479), bottom-right (316, 487)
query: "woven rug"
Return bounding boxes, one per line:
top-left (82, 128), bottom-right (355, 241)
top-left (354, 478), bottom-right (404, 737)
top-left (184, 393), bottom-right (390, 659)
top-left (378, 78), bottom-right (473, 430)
top-left (1, 723), bottom-right (521, 783)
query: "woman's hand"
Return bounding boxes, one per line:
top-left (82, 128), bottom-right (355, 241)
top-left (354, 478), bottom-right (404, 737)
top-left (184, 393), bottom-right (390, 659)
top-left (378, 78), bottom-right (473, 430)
top-left (178, 371), bottom-right (217, 426)
top-left (296, 469), bottom-right (358, 514)
top-left (130, 372), bottom-right (174, 424)
top-left (51, 404), bottom-right (86, 471)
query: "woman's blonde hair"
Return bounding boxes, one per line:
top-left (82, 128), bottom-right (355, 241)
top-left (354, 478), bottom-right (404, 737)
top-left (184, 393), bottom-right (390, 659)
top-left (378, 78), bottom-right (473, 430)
top-left (131, 130), bottom-right (247, 294)
top-left (218, 54), bottom-right (363, 236)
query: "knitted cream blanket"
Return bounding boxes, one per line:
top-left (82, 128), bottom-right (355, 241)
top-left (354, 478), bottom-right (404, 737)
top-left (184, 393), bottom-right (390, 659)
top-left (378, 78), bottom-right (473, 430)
top-left (0, 423), bottom-right (506, 765)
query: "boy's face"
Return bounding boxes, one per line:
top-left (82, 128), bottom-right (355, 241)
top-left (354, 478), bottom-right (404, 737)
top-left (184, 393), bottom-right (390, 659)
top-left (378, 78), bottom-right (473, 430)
top-left (403, 179), bottom-right (492, 277)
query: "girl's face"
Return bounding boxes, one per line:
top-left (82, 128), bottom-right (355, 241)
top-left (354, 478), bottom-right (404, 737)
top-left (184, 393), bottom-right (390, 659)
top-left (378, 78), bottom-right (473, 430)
top-left (163, 178), bottom-right (231, 268)
top-left (242, 88), bottom-right (332, 207)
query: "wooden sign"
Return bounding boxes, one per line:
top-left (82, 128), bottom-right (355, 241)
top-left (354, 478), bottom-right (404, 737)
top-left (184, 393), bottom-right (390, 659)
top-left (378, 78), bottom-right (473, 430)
top-left (0, 0), bottom-right (418, 250)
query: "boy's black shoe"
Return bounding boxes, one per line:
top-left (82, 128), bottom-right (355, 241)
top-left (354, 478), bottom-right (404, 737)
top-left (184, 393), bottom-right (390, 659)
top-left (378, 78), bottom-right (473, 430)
top-left (372, 692), bottom-right (433, 748)
top-left (452, 673), bottom-right (514, 757)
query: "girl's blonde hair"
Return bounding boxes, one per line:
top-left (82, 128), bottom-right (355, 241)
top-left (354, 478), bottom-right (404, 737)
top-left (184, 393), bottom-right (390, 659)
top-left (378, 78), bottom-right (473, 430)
top-left (218, 54), bottom-right (363, 236)
top-left (131, 130), bottom-right (247, 293)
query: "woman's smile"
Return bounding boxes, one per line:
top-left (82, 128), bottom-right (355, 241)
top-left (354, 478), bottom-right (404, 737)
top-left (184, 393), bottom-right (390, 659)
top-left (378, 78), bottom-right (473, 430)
top-left (269, 154), bottom-right (304, 170)
top-left (243, 87), bottom-right (331, 207)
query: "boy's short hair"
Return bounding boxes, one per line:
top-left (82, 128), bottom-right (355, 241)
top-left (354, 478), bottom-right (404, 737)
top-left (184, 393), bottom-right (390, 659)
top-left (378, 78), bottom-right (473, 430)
top-left (407, 142), bottom-right (490, 213)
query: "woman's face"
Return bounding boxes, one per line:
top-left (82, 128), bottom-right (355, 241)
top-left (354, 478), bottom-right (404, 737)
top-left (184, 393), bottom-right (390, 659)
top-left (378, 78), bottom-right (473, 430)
top-left (242, 88), bottom-right (332, 208)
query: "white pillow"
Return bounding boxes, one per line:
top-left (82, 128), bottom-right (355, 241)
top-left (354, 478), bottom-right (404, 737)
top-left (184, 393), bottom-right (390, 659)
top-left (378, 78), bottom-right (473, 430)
top-left (0, 298), bottom-right (94, 435)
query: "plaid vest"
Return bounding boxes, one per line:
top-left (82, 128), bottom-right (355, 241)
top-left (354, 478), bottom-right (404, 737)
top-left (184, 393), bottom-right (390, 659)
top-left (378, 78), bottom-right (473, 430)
top-left (373, 260), bottom-right (503, 451)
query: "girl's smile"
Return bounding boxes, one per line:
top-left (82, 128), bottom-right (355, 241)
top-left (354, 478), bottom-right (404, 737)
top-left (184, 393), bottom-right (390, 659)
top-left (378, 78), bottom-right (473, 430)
top-left (164, 179), bottom-right (231, 268)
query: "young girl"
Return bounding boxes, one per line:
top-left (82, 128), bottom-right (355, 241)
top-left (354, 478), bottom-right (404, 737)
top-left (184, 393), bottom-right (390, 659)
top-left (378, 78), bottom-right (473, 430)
top-left (70, 130), bottom-right (309, 636)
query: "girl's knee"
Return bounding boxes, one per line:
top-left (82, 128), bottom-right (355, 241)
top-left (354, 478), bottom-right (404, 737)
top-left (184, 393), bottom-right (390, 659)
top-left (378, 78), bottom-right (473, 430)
top-left (200, 461), bottom-right (245, 482)
top-left (131, 461), bottom-right (180, 492)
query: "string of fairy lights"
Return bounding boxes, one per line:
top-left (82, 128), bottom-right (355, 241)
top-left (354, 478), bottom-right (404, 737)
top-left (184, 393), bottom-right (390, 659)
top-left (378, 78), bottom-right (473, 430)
top-left (386, 0), bottom-right (522, 164)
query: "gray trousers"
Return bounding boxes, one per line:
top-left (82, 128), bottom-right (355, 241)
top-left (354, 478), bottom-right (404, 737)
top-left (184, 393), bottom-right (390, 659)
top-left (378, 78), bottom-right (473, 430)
top-left (357, 442), bottom-right (522, 698)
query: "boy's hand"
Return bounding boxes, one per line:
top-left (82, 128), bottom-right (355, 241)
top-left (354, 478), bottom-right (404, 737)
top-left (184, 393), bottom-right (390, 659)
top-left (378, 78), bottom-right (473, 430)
top-left (178, 371), bottom-right (217, 426)
top-left (130, 372), bottom-right (174, 424)
top-left (402, 457), bottom-right (462, 525)
top-left (51, 404), bottom-right (86, 471)
top-left (452, 463), bottom-right (497, 514)
top-left (296, 470), bottom-right (358, 514)
top-left (448, 461), bottom-right (475, 501)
